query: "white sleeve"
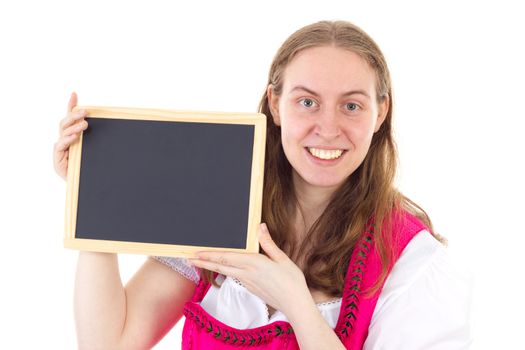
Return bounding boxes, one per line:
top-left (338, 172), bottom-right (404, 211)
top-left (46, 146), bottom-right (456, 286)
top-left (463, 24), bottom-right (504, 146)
top-left (363, 230), bottom-right (474, 350)
top-left (152, 256), bottom-right (200, 284)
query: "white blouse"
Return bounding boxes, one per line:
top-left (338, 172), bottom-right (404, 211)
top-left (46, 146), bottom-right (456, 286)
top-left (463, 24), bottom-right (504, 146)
top-left (153, 229), bottom-right (473, 349)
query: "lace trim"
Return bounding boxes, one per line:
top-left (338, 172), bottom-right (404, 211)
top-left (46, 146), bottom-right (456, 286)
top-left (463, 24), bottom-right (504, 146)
top-left (316, 298), bottom-right (342, 307)
top-left (231, 277), bottom-right (341, 310)
top-left (231, 277), bottom-right (244, 287)
top-left (152, 256), bottom-right (200, 284)
top-left (262, 299), bottom-right (270, 321)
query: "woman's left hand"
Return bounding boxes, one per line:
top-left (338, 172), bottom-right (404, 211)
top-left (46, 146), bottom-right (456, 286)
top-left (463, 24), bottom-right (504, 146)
top-left (188, 223), bottom-right (311, 316)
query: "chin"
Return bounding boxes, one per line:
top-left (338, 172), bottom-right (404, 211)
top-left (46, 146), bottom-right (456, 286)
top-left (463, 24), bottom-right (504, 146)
top-left (297, 172), bottom-right (348, 189)
top-left (311, 178), bottom-right (346, 189)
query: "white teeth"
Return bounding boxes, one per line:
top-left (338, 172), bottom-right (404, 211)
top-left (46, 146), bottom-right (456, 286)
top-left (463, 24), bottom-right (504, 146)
top-left (308, 147), bottom-right (344, 160)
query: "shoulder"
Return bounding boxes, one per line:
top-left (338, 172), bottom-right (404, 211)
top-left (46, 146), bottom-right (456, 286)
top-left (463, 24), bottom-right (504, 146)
top-left (365, 229), bottom-right (474, 349)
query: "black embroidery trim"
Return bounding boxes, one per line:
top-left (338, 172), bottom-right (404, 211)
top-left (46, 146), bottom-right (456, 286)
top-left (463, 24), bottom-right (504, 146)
top-left (184, 305), bottom-right (295, 347)
top-left (336, 226), bottom-right (375, 340)
top-left (183, 226), bottom-right (374, 346)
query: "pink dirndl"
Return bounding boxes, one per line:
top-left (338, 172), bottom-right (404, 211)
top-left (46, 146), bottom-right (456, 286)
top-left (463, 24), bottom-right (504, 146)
top-left (182, 211), bottom-right (427, 349)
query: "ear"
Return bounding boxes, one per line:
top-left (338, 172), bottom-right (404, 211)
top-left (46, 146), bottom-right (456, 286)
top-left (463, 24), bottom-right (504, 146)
top-left (267, 84), bottom-right (281, 126)
top-left (374, 94), bottom-right (389, 133)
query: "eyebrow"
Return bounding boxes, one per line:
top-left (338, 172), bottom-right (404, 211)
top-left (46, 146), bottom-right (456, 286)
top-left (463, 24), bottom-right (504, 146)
top-left (290, 85), bottom-right (371, 100)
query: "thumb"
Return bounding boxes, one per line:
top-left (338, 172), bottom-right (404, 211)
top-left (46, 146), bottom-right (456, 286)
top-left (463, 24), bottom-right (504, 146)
top-left (258, 223), bottom-right (287, 262)
top-left (68, 92), bottom-right (78, 113)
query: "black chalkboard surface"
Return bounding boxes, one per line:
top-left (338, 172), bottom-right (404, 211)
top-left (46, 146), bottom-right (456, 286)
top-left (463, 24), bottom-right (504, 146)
top-left (64, 107), bottom-right (266, 257)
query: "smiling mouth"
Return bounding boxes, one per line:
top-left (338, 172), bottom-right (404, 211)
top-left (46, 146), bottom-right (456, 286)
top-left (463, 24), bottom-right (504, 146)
top-left (307, 147), bottom-right (345, 160)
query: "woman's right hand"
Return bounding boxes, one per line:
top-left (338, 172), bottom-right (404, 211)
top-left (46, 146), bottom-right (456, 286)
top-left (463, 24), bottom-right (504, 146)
top-left (53, 92), bottom-right (89, 181)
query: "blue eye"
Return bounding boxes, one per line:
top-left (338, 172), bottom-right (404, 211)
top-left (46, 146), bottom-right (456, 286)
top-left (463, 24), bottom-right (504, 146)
top-left (346, 103), bottom-right (359, 111)
top-left (300, 98), bottom-right (316, 108)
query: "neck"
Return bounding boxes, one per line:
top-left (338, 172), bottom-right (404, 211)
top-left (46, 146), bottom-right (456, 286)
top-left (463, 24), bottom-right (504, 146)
top-left (292, 171), bottom-right (338, 232)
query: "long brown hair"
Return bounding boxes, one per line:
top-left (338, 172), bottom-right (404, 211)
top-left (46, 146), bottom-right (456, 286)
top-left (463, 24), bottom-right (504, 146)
top-left (203, 20), bottom-right (445, 296)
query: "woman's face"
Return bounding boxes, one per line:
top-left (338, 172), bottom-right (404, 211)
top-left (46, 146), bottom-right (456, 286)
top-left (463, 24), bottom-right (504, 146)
top-left (269, 45), bottom-right (389, 191)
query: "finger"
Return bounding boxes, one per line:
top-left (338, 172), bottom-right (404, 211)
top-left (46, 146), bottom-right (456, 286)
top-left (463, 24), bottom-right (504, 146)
top-left (193, 251), bottom-right (253, 269)
top-left (67, 92), bottom-right (77, 113)
top-left (54, 133), bottom-right (79, 152)
top-left (60, 110), bottom-right (88, 133)
top-left (61, 119), bottom-right (88, 137)
top-left (188, 258), bottom-right (242, 277)
top-left (258, 223), bottom-right (287, 262)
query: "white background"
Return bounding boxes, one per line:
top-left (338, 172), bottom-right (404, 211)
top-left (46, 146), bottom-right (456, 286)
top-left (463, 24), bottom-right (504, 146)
top-left (1, 0), bottom-right (523, 349)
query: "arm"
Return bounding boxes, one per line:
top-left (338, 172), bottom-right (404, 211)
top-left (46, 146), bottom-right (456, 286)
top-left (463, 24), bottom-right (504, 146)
top-left (74, 252), bottom-right (196, 350)
top-left (55, 95), bottom-right (197, 349)
top-left (286, 294), bottom-right (345, 350)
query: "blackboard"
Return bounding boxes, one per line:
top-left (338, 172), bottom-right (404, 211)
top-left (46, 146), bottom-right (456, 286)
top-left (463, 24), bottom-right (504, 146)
top-left (64, 107), bottom-right (266, 257)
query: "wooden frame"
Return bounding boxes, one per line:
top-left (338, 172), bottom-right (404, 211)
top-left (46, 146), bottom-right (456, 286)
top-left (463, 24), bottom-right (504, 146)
top-left (64, 106), bottom-right (266, 257)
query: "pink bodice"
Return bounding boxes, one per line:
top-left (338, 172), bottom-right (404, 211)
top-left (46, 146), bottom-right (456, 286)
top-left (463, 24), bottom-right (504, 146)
top-left (181, 211), bottom-right (427, 349)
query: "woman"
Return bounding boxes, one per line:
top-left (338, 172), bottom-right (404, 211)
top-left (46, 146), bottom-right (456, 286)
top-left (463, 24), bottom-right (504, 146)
top-left (53, 20), bottom-right (471, 349)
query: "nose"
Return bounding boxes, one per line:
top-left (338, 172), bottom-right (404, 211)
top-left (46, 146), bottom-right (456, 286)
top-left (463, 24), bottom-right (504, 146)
top-left (315, 109), bottom-right (341, 141)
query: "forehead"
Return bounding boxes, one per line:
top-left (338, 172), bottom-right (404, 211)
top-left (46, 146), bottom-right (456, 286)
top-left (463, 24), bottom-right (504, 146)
top-left (282, 46), bottom-right (376, 96)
